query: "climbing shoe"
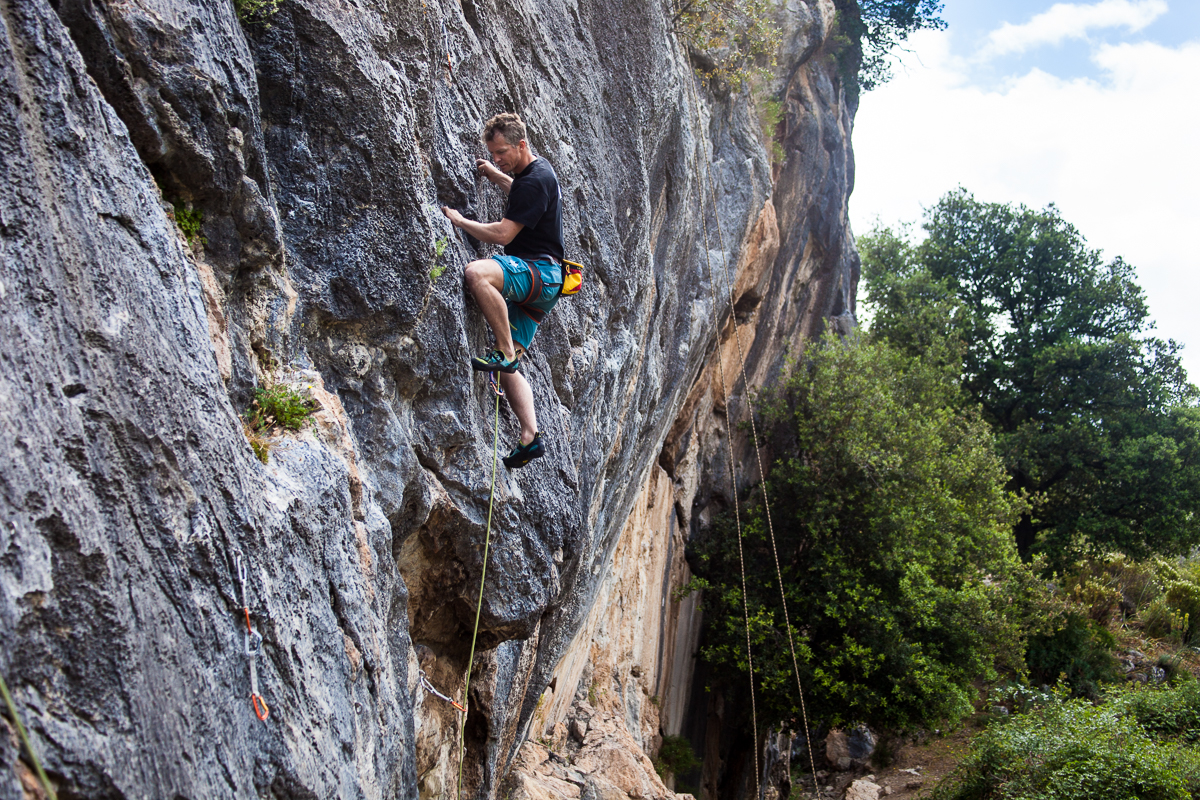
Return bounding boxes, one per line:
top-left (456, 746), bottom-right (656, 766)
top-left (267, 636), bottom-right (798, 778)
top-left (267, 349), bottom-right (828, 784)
top-left (471, 349), bottom-right (520, 373)
top-left (503, 433), bottom-right (544, 469)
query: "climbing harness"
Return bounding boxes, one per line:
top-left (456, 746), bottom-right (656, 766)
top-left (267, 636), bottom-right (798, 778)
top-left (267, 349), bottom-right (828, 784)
top-left (420, 670), bottom-right (467, 712)
top-left (456, 375), bottom-right (504, 800)
top-left (515, 264), bottom-right (554, 324)
top-left (682, 58), bottom-right (823, 797)
top-left (0, 670), bottom-right (57, 800)
top-left (234, 552), bottom-right (270, 722)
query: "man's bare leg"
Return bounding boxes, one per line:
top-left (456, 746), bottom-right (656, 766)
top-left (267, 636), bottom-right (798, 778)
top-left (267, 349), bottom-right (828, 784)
top-left (498, 369), bottom-right (537, 446)
top-left (464, 258), bottom-right (516, 360)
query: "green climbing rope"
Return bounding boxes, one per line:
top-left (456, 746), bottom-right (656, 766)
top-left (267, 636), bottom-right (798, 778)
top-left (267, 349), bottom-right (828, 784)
top-left (0, 670), bottom-right (58, 800)
top-left (456, 382), bottom-right (503, 800)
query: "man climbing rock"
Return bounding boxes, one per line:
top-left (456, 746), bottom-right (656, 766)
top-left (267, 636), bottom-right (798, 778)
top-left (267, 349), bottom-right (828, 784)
top-left (441, 112), bottom-right (564, 469)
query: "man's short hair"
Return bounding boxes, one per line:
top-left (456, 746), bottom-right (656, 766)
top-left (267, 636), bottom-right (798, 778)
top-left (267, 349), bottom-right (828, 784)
top-left (483, 112), bottom-right (526, 146)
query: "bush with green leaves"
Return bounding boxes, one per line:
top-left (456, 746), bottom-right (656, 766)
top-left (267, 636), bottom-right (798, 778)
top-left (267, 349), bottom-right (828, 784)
top-left (691, 332), bottom-right (1035, 733)
top-left (932, 695), bottom-right (1200, 800)
top-left (1121, 679), bottom-right (1200, 742)
top-left (1025, 612), bottom-right (1121, 700)
top-left (673, 0), bottom-right (782, 87)
top-left (234, 0), bottom-right (281, 25)
top-left (834, 0), bottom-right (947, 92)
top-left (654, 734), bottom-right (701, 782)
top-left (1062, 553), bottom-right (1167, 623)
top-left (935, 684), bottom-right (1200, 800)
top-left (171, 200), bottom-right (204, 245)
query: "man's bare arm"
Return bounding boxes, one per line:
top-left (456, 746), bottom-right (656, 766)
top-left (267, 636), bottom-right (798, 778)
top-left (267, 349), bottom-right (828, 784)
top-left (441, 208), bottom-right (523, 245)
top-left (477, 159), bottom-right (513, 195)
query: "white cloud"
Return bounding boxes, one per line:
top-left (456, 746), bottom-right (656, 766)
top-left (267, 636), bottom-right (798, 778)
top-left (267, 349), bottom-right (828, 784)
top-left (980, 0), bottom-right (1168, 58)
top-left (850, 30), bottom-right (1200, 377)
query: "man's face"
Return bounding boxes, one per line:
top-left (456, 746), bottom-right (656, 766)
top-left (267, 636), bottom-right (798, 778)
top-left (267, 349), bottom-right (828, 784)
top-left (487, 137), bottom-right (524, 174)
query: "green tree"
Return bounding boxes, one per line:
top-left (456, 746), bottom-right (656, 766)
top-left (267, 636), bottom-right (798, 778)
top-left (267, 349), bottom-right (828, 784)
top-left (692, 333), bottom-right (1034, 732)
top-left (862, 189), bottom-right (1200, 563)
top-left (835, 0), bottom-right (947, 91)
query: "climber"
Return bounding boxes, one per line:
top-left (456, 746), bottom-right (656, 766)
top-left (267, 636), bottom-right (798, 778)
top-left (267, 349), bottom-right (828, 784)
top-left (441, 112), bottom-right (564, 469)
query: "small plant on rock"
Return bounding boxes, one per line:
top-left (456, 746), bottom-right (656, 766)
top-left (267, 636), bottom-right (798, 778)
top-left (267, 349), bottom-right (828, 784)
top-left (170, 200), bottom-right (205, 245)
top-left (242, 382), bottom-right (316, 462)
top-left (234, 0), bottom-right (281, 26)
top-left (247, 384), bottom-right (316, 432)
top-left (430, 236), bottom-right (449, 283)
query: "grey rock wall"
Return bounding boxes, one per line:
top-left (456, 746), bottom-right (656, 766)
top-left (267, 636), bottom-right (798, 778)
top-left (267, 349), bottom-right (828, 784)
top-left (0, 0), bottom-right (857, 798)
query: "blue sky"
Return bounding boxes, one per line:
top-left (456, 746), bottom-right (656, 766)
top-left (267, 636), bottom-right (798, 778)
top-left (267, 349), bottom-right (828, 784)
top-left (850, 0), bottom-right (1200, 380)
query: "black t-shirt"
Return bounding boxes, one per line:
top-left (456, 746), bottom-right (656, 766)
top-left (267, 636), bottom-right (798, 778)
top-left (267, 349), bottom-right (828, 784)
top-left (503, 157), bottom-right (564, 262)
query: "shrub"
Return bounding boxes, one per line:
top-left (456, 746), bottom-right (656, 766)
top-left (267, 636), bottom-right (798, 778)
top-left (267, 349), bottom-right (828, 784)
top-left (836, 0), bottom-right (947, 92)
top-left (246, 384), bottom-right (315, 432)
top-left (931, 696), bottom-right (1200, 800)
top-left (241, 383), bottom-right (316, 462)
top-left (1166, 581), bottom-right (1200, 643)
top-left (672, 0), bottom-right (782, 88)
top-left (1118, 681), bottom-right (1200, 743)
top-left (1144, 596), bottom-right (1191, 645)
top-left (1025, 612), bottom-right (1121, 700)
top-left (1066, 554), bottom-right (1166, 620)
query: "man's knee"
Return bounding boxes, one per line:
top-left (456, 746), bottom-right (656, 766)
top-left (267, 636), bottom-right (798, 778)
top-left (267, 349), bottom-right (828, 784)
top-left (465, 258), bottom-right (502, 292)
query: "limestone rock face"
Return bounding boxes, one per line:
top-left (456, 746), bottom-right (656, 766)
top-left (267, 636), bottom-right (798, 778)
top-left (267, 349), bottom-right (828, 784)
top-left (0, 0), bottom-right (857, 798)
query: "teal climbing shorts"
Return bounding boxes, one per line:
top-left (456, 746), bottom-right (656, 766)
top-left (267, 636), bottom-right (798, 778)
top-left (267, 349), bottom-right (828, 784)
top-left (494, 255), bottom-right (562, 351)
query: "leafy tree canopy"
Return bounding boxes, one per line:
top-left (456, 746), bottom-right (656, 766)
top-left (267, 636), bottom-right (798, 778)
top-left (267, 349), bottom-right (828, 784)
top-left (861, 188), bottom-right (1200, 563)
top-left (691, 333), bottom-right (1036, 732)
top-left (837, 0), bottom-right (947, 91)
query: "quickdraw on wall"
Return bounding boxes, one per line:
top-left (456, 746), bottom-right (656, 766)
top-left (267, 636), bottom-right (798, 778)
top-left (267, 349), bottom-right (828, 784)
top-left (420, 3), bottom-right (455, 82)
top-left (419, 670), bottom-right (466, 713)
top-left (234, 552), bottom-right (270, 722)
top-left (441, 18), bottom-right (455, 80)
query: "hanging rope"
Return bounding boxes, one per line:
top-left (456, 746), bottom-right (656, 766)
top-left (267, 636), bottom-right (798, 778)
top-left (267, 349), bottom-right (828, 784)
top-left (456, 374), bottom-right (504, 800)
top-left (0, 670), bottom-right (57, 800)
top-left (234, 552), bottom-right (270, 722)
top-left (683, 67), bottom-right (762, 800)
top-left (692, 79), bottom-right (823, 797)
